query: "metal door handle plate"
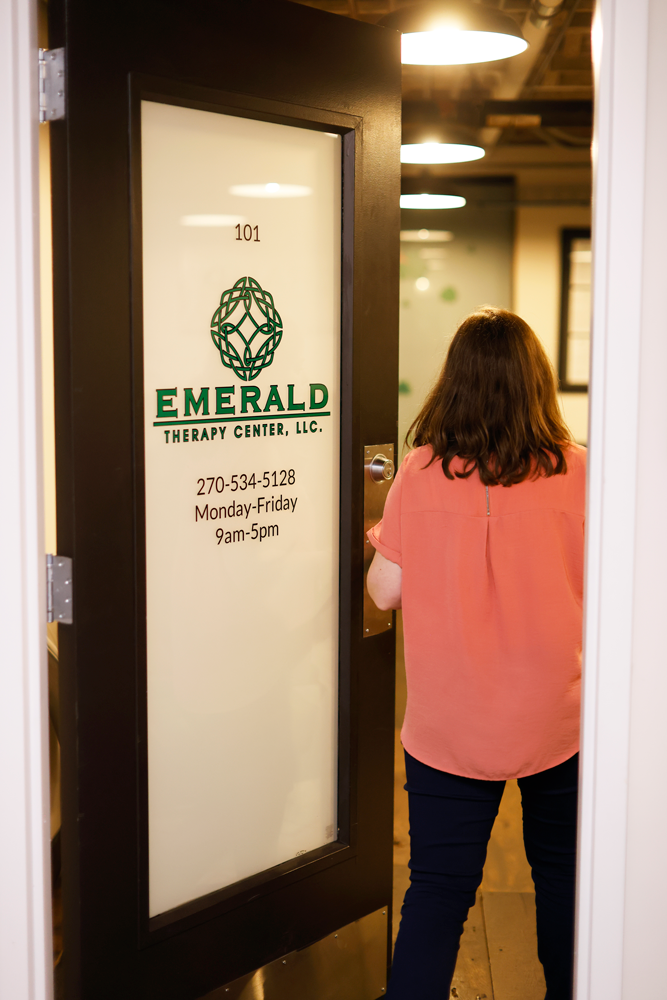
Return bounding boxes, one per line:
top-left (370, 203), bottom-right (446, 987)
top-left (363, 443), bottom-right (395, 637)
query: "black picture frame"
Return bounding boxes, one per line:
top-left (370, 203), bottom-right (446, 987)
top-left (558, 227), bottom-right (592, 393)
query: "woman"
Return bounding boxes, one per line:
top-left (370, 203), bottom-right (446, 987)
top-left (367, 307), bottom-right (585, 1000)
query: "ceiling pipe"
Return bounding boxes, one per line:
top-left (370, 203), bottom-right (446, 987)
top-left (525, 0), bottom-right (585, 94)
top-left (530, 1), bottom-right (566, 29)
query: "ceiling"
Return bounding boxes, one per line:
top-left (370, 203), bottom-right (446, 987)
top-left (290, 0), bottom-right (594, 207)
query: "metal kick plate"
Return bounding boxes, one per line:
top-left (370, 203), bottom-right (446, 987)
top-left (202, 906), bottom-right (388, 1000)
top-left (363, 443), bottom-right (395, 637)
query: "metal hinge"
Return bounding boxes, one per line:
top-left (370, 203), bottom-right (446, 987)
top-left (39, 48), bottom-right (65, 123)
top-left (46, 554), bottom-right (73, 624)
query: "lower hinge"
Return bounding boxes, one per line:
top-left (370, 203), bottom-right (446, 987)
top-left (39, 47), bottom-right (65, 123)
top-left (46, 554), bottom-right (73, 624)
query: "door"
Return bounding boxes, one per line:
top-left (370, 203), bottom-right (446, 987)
top-left (48, 1), bottom-right (401, 997)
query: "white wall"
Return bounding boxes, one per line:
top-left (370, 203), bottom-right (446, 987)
top-left (513, 205), bottom-right (591, 444)
top-left (39, 123), bottom-right (56, 557)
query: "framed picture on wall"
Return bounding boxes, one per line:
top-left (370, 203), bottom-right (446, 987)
top-left (558, 228), bottom-right (591, 392)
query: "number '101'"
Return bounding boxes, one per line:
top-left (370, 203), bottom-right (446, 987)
top-left (235, 224), bottom-right (260, 242)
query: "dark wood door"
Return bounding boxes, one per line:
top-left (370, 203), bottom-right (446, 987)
top-left (49, 1), bottom-right (400, 997)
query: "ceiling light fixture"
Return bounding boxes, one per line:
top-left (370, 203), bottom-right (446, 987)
top-left (401, 141), bottom-right (484, 164)
top-left (401, 107), bottom-right (486, 163)
top-left (380, 1), bottom-right (528, 66)
top-left (400, 194), bottom-right (466, 210)
top-left (401, 121), bottom-right (485, 164)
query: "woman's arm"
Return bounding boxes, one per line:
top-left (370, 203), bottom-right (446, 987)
top-left (367, 550), bottom-right (402, 610)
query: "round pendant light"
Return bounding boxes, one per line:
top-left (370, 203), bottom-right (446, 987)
top-left (400, 122), bottom-right (484, 163)
top-left (400, 194), bottom-right (466, 209)
top-left (380, 1), bottom-right (528, 66)
top-left (401, 141), bottom-right (484, 164)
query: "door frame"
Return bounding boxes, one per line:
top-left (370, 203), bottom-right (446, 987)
top-left (576, 0), bottom-right (667, 997)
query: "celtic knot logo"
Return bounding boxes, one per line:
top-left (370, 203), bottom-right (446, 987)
top-left (210, 276), bottom-right (283, 381)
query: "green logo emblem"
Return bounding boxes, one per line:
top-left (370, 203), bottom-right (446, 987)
top-left (210, 276), bottom-right (283, 381)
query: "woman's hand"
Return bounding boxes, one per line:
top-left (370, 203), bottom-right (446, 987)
top-left (367, 550), bottom-right (402, 610)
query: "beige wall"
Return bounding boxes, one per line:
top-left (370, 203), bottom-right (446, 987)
top-left (39, 123), bottom-right (61, 836)
top-left (40, 123), bottom-right (56, 557)
top-left (513, 205), bottom-right (591, 444)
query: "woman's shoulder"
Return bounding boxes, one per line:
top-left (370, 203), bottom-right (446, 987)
top-left (563, 442), bottom-right (587, 474)
top-left (530, 443), bottom-right (585, 493)
top-left (400, 445), bottom-right (443, 478)
top-left (402, 445), bottom-right (487, 487)
top-left (532, 442), bottom-right (586, 509)
top-left (403, 444), bottom-right (433, 466)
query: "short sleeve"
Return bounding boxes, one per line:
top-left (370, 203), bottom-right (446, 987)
top-left (366, 454), bottom-right (406, 567)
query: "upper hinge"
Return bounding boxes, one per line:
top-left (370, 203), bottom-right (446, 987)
top-left (39, 47), bottom-right (65, 123)
top-left (46, 554), bottom-right (73, 624)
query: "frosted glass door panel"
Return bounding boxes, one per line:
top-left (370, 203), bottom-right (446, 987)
top-left (141, 101), bottom-right (341, 917)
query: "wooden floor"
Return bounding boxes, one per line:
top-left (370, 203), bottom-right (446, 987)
top-left (392, 615), bottom-right (545, 1000)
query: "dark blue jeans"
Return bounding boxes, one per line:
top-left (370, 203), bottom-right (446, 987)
top-left (387, 750), bottom-right (579, 1000)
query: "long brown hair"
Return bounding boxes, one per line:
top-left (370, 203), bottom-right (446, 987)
top-left (407, 307), bottom-right (572, 486)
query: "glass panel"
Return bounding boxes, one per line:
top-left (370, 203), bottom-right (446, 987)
top-left (568, 287), bottom-right (591, 334)
top-left (567, 337), bottom-right (590, 385)
top-left (566, 238), bottom-right (591, 385)
top-left (141, 100), bottom-right (341, 917)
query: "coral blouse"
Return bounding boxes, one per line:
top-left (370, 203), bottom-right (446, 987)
top-left (368, 444), bottom-right (586, 780)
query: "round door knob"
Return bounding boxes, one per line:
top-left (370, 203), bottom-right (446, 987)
top-left (370, 454), bottom-right (395, 483)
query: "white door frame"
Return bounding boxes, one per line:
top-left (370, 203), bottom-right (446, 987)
top-left (0, 0), bottom-right (53, 998)
top-left (577, 0), bottom-right (667, 997)
top-left (3, 0), bottom-right (666, 997)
